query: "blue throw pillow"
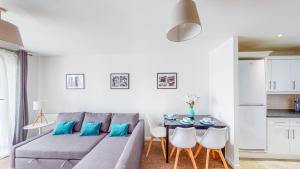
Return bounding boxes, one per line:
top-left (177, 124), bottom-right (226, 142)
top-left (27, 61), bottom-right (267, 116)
top-left (80, 122), bottom-right (101, 136)
top-left (109, 123), bottom-right (129, 137)
top-left (52, 121), bottom-right (76, 135)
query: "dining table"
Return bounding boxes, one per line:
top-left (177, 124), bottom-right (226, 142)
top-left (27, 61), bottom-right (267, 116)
top-left (163, 114), bottom-right (227, 163)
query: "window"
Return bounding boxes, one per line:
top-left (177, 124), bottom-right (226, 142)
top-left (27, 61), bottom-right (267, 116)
top-left (0, 50), bottom-right (17, 158)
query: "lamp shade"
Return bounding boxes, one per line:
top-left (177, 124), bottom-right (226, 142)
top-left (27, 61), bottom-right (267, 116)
top-left (33, 101), bottom-right (42, 111)
top-left (0, 7), bottom-right (23, 50)
top-left (167, 0), bottom-right (202, 42)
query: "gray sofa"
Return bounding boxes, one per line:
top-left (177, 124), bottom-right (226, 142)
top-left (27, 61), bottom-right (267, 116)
top-left (11, 112), bottom-right (144, 169)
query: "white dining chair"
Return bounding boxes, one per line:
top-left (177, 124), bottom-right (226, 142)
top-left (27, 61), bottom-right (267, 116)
top-left (194, 127), bottom-right (228, 169)
top-left (146, 114), bottom-right (167, 159)
top-left (169, 127), bottom-right (197, 169)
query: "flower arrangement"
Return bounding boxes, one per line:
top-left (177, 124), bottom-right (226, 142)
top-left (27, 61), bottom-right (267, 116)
top-left (185, 95), bottom-right (200, 108)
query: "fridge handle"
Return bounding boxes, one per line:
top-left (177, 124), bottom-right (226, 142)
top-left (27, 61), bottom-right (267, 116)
top-left (273, 81), bottom-right (276, 90)
top-left (293, 81), bottom-right (296, 90)
top-left (269, 81), bottom-right (271, 90)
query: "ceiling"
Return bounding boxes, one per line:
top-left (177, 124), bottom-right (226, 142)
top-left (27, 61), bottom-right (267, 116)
top-left (1, 0), bottom-right (300, 56)
top-left (239, 36), bottom-right (300, 51)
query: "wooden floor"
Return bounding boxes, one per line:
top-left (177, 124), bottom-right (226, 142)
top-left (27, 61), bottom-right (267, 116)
top-left (1, 142), bottom-right (299, 169)
top-left (240, 159), bottom-right (300, 169)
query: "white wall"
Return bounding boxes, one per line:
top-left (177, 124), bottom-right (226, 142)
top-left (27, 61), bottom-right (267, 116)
top-left (27, 55), bottom-right (41, 137)
top-left (34, 51), bottom-right (210, 136)
top-left (209, 37), bottom-right (239, 168)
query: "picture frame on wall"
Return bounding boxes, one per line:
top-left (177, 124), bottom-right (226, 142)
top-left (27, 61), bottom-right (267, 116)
top-left (110, 73), bottom-right (130, 89)
top-left (157, 72), bottom-right (177, 89)
top-left (66, 74), bottom-right (85, 89)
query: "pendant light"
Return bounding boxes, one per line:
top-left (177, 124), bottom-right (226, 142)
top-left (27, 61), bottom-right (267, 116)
top-left (0, 7), bottom-right (23, 50)
top-left (167, 0), bottom-right (202, 42)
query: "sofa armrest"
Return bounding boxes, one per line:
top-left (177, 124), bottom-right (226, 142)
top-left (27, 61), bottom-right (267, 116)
top-left (115, 120), bottom-right (145, 169)
top-left (10, 130), bottom-right (52, 169)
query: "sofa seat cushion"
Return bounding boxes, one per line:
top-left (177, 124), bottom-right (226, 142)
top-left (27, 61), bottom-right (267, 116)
top-left (73, 134), bottom-right (130, 169)
top-left (15, 132), bottom-right (107, 160)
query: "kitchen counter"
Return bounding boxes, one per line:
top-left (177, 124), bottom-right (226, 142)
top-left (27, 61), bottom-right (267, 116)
top-left (267, 109), bottom-right (300, 118)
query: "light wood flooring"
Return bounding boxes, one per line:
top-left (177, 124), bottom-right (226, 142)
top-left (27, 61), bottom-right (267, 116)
top-left (240, 159), bottom-right (300, 169)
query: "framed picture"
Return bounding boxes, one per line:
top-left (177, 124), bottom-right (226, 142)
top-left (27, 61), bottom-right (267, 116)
top-left (110, 73), bottom-right (130, 89)
top-left (157, 72), bottom-right (177, 89)
top-left (66, 74), bottom-right (85, 89)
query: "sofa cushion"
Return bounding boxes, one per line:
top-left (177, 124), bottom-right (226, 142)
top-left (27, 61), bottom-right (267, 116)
top-left (15, 132), bottom-right (106, 160)
top-left (109, 123), bottom-right (129, 137)
top-left (57, 112), bottom-right (85, 132)
top-left (80, 122), bottom-right (101, 136)
top-left (109, 113), bottom-right (139, 133)
top-left (73, 134), bottom-right (130, 169)
top-left (52, 121), bottom-right (76, 135)
top-left (83, 112), bottom-right (111, 132)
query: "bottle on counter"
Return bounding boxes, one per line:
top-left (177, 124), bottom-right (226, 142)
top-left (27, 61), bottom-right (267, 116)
top-left (295, 95), bottom-right (300, 112)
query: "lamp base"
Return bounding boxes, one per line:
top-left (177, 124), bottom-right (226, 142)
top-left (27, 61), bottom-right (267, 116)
top-left (33, 112), bottom-right (48, 126)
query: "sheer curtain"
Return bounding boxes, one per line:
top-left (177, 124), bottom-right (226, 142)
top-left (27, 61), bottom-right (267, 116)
top-left (0, 49), bottom-right (17, 158)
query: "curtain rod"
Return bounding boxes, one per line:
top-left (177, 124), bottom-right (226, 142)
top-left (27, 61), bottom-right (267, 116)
top-left (0, 46), bottom-right (33, 56)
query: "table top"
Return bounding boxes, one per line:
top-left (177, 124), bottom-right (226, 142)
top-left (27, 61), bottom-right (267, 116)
top-left (164, 115), bottom-right (227, 129)
top-left (23, 121), bottom-right (55, 130)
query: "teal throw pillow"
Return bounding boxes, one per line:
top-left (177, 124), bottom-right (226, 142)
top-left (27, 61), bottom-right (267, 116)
top-left (52, 121), bottom-right (76, 135)
top-left (109, 123), bottom-right (129, 137)
top-left (80, 122), bottom-right (101, 136)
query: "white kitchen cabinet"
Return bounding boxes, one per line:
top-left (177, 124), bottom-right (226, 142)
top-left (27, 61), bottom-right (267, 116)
top-left (266, 58), bottom-right (300, 92)
top-left (268, 125), bottom-right (290, 154)
top-left (291, 60), bottom-right (300, 91)
top-left (290, 127), bottom-right (300, 155)
top-left (270, 60), bottom-right (291, 91)
top-left (268, 118), bottom-right (300, 155)
top-left (266, 60), bottom-right (272, 91)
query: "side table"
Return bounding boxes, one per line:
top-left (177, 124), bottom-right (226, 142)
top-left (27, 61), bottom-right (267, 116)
top-left (23, 121), bottom-right (55, 135)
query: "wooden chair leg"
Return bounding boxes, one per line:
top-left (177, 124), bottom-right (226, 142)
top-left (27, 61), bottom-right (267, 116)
top-left (163, 138), bottom-right (166, 145)
top-left (146, 137), bottom-right (154, 157)
top-left (174, 148), bottom-right (181, 169)
top-left (217, 149), bottom-right (229, 169)
top-left (206, 149), bottom-right (210, 169)
top-left (170, 146), bottom-right (176, 158)
top-left (187, 148), bottom-right (198, 169)
top-left (194, 144), bottom-right (202, 159)
top-left (160, 138), bottom-right (166, 159)
top-left (212, 150), bottom-right (216, 159)
top-left (163, 138), bottom-right (167, 157)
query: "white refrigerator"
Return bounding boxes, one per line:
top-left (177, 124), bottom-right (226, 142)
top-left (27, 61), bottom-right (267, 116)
top-left (239, 60), bottom-right (267, 150)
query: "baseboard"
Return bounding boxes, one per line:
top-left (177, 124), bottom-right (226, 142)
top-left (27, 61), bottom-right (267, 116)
top-left (145, 137), bottom-right (151, 141)
top-left (0, 155), bottom-right (9, 160)
top-left (145, 137), bottom-right (161, 141)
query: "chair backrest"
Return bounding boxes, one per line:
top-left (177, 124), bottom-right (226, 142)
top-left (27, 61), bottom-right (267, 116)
top-left (201, 127), bottom-right (228, 149)
top-left (171, 127), bottom-right (196, 148)
top-left (146, 114), bottom-right (155, 131)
